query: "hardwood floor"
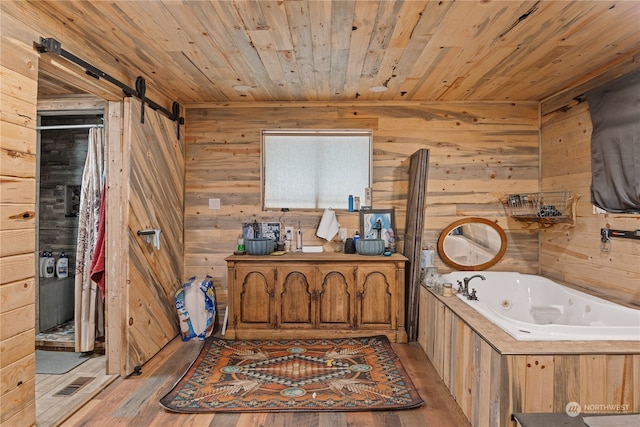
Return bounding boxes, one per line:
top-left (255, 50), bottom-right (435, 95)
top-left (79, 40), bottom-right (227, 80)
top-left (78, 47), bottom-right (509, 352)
top-left (36, 354), bottom-right (117, 427)
top-left (59, 337), bottom-right (471, 427)
top-left (36, 320), bottom-right (115, 427)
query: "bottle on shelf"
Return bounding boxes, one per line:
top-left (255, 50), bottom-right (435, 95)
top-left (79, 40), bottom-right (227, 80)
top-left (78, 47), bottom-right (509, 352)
top-left (44, 252), bottom-right (55, 278)
top-left (39, 251), bottom-right (48, 278)
top-left (296, 222), bottom-right (302, 252)
top-left (56, 252), bottom-right (69, 278)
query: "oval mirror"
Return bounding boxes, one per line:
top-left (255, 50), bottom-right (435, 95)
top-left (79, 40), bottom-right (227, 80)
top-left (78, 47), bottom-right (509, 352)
top-left (437, 217), bottom-right (507, 271)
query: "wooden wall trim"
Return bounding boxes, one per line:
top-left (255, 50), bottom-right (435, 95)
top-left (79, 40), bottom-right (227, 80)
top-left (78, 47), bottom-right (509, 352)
top-left (37, 95), bottom-right (106, 113)
top-left (186, 100), bottom-right (539, 109)
top-left (106, 100), bottom-right (127, 375)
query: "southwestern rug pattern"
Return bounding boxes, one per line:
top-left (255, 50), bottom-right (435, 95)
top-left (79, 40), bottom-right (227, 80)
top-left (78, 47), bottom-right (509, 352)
top-left (160, 335), bottom-right (423, 413)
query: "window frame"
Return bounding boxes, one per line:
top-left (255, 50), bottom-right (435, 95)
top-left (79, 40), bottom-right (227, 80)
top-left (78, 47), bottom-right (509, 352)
top-left (261, 129), bottom-right (373, 210)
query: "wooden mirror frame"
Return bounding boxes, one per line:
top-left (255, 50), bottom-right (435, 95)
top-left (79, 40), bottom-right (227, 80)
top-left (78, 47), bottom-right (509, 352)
top-left (437, 217), bottom-right (507, 271)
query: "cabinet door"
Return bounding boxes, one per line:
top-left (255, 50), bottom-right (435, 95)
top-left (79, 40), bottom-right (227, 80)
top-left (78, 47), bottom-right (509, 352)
top-left (315, 265), bottom-right (355, 329)
top-left (356, 265), bottom-right (395, 329)
top-left (276, 265), bottom-right (315, 329)
top-left (234, 265), bottom-right (276, 329)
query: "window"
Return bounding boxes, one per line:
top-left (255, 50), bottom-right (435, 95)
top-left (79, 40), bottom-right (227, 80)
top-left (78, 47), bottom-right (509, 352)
top-left (262, 130), bottom-right (372, 210)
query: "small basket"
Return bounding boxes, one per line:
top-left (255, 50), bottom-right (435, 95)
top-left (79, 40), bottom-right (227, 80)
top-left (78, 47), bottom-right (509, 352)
top-left (507, 192), bottom-right (570, 218)
top-left (356, 239), bottom-right (385, 255)
top-left (245, 238), bottom-right (275, 255)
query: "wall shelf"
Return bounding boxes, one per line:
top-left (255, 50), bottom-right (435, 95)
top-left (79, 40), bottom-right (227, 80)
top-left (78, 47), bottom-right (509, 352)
top-left (510, 215), bottom-right (575, 227)
top-left (499, 192), bottom-right (580, 229)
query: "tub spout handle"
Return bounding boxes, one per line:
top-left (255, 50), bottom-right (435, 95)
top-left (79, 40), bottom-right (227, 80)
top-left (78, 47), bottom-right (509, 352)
top-left (463, 274), bottom-right (485, 296)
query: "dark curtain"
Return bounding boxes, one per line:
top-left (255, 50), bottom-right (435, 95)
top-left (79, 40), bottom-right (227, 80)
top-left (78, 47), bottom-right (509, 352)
top-left (585, 69), bottom-right (640, 214)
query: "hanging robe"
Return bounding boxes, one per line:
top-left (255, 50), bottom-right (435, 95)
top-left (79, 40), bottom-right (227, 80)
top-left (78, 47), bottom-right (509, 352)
top-left (74, 127), bottom-right (104, 352)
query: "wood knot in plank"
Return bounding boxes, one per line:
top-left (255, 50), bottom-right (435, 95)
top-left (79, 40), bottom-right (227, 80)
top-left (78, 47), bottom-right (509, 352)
top-left (9, 211), bottom-right (35, 220)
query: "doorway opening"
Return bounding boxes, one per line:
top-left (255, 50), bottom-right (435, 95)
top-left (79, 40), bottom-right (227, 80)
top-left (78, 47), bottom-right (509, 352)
top-left (35, 111), bottom-right (116, 427)
top-left (36, 112), bottom-right (105, 349)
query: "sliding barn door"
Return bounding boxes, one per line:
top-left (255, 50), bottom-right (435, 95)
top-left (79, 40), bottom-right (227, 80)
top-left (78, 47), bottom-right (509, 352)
top-left (403, 149), bottom-right (429, 342)
top-left (119, 98), bottom-right (185, 375)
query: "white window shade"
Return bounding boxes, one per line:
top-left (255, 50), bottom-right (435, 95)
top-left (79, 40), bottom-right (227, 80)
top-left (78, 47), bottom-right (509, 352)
top-left (262, 130), bottom-right (372, 209)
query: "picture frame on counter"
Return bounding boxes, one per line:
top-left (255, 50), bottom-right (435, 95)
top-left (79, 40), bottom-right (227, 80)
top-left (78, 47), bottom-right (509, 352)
top-left (241, 222), bottom-right (281, 241)
top-left (360, 209), bottom-right (395, 242)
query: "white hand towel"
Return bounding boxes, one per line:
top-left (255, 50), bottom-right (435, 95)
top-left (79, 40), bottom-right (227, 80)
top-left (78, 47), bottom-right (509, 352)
top-left (316, 208), bottom-right (340, 241)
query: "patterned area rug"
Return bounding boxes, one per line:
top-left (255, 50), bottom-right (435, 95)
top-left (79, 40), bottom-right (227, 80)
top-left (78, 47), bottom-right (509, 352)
top-left (160, 335), bottom-right (423, 413)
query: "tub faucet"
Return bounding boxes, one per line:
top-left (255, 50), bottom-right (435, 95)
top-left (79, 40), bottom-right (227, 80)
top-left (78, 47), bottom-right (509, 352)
top-left (462, 274), bottom-right (485, 297)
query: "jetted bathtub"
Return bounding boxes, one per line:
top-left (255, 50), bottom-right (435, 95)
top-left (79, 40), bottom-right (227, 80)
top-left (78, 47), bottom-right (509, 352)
top-left (439, 271), bottom-right (640, 341)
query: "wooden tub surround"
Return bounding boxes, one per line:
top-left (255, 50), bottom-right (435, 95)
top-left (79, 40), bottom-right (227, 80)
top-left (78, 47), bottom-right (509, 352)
top-left (225, 252), bottom-right (408, 343)
top-left (418, 284), bottom-right (640, 427)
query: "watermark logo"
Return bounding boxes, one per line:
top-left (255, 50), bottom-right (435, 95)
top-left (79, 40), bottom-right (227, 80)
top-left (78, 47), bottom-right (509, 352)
top-left (565, 401), bottom-right (630, 417)
top-left (566, 401), bottom-right (581, 417)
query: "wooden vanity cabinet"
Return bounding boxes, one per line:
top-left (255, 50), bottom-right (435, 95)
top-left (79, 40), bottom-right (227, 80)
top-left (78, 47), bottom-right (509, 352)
top-left (233, 264), bottom-right (276, 330)
top-left (275, 264), bottom-right (354, 330)
top-left (225, 253), bottom-right (408, 342)
top-left (314, 265), bottom-right (355, 330)
top-left (356, 264), bottom-right (396, 330)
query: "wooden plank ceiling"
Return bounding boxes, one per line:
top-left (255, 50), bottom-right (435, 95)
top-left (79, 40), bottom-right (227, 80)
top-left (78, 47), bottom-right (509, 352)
top-left (31, 0), bottom-right (640, 103)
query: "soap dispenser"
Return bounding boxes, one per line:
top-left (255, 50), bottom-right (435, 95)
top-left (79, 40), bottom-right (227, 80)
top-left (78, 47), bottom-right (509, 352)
top-left (56, 252), bottom-right (69, 278)
top-left (39, 251), bottom-right (48, 277)
top-left (44, 252), bottom-right (55, 278)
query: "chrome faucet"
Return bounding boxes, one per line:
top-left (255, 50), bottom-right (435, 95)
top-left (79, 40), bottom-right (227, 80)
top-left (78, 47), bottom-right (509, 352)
top-left (462, 274), bottom-right (485, 297)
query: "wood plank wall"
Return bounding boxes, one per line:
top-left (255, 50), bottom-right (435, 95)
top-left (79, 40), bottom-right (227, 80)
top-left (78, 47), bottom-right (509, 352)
top-left (0, 25), bottom-right (39, 427)
top-left (184, 101), bottom-right (540, 320)
top-left (540, 88), bottom-right (640, 307)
